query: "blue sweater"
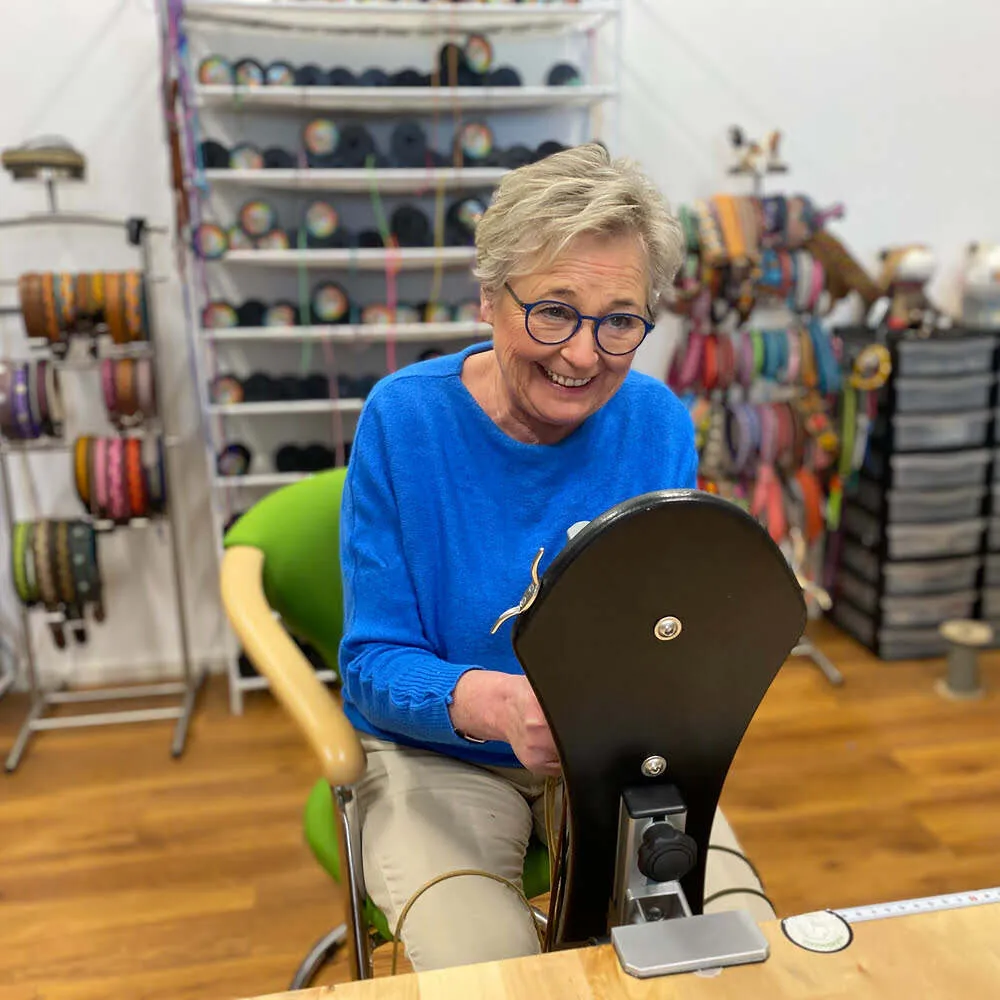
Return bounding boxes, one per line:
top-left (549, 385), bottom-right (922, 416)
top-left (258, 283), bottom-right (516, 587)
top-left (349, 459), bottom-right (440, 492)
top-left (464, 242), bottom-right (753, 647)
top-left (339, 342), bottom-right (698, 768)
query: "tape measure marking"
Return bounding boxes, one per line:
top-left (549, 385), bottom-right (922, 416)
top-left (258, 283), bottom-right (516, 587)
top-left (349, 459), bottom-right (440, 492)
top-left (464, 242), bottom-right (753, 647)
top-left (834, 887), bottom-right (1000, 924)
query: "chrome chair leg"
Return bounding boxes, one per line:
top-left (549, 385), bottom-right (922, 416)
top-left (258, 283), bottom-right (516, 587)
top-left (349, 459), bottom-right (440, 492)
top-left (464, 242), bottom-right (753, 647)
top-left (336, 785), bottom-right (373, 980)
top-left (288, 924), bottom-right (347, 990)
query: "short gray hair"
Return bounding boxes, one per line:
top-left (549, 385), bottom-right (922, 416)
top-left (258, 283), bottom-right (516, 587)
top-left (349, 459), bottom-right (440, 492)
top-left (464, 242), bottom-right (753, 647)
top-left (474, 143), bottom-right (684, 314)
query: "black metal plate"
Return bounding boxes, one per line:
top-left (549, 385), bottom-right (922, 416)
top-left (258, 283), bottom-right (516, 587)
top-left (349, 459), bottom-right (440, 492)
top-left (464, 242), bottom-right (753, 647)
top-left (511, 490), bottom-right (806, 946)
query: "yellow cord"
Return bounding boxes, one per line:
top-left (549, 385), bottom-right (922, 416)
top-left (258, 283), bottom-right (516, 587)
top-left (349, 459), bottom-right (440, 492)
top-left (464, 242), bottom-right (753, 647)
top-left (391, 869), bottom-right (545, 976)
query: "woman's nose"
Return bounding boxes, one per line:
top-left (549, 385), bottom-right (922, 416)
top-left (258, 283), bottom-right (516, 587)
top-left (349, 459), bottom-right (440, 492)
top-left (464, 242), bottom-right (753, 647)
top-left (560, 320), bottom-right (601, 369)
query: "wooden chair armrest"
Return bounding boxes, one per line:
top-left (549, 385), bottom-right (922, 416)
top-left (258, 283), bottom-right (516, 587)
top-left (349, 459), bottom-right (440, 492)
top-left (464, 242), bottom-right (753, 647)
top-left (220, 545), bottom-right (366, 786)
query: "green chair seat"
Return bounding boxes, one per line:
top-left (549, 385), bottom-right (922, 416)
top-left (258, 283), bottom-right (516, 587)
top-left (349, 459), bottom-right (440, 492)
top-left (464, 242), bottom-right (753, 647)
top-left (304, 778), bottom-right (550, 943)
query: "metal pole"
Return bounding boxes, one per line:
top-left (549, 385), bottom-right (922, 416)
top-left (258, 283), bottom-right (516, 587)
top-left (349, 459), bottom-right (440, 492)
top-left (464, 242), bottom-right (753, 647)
top-left (139, 228), bottom-right (201, 750)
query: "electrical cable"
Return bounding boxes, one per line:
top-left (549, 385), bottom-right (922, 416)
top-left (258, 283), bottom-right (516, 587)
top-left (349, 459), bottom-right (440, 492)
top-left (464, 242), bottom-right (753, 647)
top-left (707, 843), bottom-right (766, 888)
top-left (702, 886), bottom-right (777, 916)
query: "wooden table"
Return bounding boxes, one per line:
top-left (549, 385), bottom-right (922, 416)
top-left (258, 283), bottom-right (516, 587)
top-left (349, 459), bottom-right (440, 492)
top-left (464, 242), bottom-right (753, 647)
top-left (248, 904), bottom-right (1000, 999)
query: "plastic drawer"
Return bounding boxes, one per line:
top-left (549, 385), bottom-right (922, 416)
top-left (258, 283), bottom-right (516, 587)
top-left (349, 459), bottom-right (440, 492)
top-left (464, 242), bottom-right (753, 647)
top-left (836, 571), bottom-right (975, 627)
top-left (896, 335), bottom-right (996, 377)
top-left (983, 589), bottom-right (1000, 618)
top-left (864, 449), bottom-right (990, 490)
top-left (845, 508), bottom-right (985, 559)
top-left (987, 553), bottom-right (1000, 586)
top-left (832, 601), bottom-right (949, 660)
top-left (853, 481), bottom-right (984, 523)
top-left (878, 409), bottom-right (991, 452)
top-left (893, 373), bottom-right (993, 414)
top-left (839, 543), bottom-right (980, 595)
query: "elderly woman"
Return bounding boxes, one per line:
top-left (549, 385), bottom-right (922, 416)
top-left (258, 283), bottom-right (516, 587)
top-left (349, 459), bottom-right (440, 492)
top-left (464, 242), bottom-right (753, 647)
top-left (339, 143), bottom-right (697, 971)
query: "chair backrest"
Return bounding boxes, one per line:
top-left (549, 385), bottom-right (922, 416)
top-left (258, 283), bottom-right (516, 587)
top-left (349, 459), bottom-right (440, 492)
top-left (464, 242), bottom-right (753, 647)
top-left (223, 468), bottom-right (347, 671)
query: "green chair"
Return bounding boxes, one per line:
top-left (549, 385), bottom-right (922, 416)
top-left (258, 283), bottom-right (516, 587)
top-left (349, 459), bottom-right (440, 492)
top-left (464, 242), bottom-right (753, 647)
top-left (220, 469), bottom-right (549, 986)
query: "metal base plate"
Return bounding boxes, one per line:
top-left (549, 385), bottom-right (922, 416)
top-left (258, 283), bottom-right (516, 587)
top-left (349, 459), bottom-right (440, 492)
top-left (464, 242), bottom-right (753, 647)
top-left (612, 910), bottom-right (769, 979)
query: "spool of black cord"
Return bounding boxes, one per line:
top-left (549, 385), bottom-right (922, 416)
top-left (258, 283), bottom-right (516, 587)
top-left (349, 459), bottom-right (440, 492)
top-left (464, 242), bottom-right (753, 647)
top-left (302, 374), bottom-right (330, 399)
top-left (487, 66), bottom-right (522, 88)
top-left (547, 63), bottom-right (582, 86)
top-left (391, 68), bottom-right (426, 88)
top-left (358, 68), bottom-right (390, 87)
top-left (390, 120), bottom-right (428, 168)
top-left (535, 140), bottom-right (567, 162)
top-left (333, 124), bottom-right (377, 168)
top-left (445, 198), bottom-right (486, 246)
top-left (237, 300), bottom-right (268, 328)
top-left (391, 205), bottom-right (433, 248)
top-left (200, 140), bottom-right (230, 169)
top-left (263, 146), bottom-right (297, 169)
top-left (295, 64), bottom-right (326, 87)
top-left (326, 67), bottom-right (357, 87)
top-left (501, 144), bottom-right (535, 169)
top-left (357, 229), bottom-right (384, 249)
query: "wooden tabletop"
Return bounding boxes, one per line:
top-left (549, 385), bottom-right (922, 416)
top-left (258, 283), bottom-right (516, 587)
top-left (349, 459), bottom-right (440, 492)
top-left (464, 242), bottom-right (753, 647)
top-left (246, 903), bottom-right (1000, 999)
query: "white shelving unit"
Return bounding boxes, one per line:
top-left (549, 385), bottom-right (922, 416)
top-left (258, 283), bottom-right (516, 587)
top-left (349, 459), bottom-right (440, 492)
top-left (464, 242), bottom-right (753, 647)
top-left (202, 320), bottom-right (491, 343)
top-left (183, 0), bottom-right (618, 35)
top-left (166, 0), bottom-right (624, 713)
top-left (219, 246), bottom-right (476, 269)
top-left (195, 83), bottom-right (616, 114)
top-left (204, 167), bottom-right (509, 193)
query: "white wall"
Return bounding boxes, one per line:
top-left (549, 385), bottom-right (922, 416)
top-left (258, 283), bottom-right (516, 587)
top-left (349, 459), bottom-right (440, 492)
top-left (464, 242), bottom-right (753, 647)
top-left (0, 0), bottom-right (225, 686)
top-left (1, 0), bottom-right (998, 687)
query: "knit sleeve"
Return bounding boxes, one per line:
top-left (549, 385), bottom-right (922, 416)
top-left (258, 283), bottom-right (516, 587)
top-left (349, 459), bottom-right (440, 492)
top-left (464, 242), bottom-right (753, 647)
top-left (338, 395), bottom-right (486, 749)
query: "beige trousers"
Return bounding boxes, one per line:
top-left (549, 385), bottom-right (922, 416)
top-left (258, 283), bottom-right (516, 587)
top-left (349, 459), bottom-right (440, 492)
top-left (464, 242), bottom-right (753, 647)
top-left (355, 735), bottom-right (769, 973)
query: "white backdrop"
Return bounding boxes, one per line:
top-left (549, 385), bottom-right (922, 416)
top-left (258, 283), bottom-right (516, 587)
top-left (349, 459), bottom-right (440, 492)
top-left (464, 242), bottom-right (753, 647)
top-left (1, 0), bottom-right (998, 686)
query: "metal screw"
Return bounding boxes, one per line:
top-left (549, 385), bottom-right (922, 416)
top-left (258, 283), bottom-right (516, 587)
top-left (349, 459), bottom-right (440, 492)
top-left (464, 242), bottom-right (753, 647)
top-left (654, 616), bottom-right (682, 641)
top-left (642, 755), bottom-right (667, 777)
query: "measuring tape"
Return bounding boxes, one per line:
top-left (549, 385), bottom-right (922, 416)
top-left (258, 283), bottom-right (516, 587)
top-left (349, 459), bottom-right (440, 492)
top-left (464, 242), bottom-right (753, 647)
top-left (782, 887), bottom-right (1000, 954)
top-left (834, 887), bottom-right (1000, 924)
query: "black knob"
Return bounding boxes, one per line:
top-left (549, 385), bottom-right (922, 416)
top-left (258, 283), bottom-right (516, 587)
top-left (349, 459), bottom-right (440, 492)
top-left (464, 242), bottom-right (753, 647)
top-left (637, 822), bottom-right (697, 883)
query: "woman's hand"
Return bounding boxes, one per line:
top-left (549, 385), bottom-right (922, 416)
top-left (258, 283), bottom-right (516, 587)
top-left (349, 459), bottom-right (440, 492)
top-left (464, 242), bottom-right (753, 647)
top-left (450, 670), bottom-right (562, 776)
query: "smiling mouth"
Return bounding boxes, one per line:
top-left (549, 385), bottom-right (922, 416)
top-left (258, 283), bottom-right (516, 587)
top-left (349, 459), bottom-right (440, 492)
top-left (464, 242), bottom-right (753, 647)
top-left (539, 364), bottom-right (595, 389)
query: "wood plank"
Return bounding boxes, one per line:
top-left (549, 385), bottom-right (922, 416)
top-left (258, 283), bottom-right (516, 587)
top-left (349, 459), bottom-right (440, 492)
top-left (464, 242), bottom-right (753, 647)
top-left (2, 621), bottom-right (1000, 998)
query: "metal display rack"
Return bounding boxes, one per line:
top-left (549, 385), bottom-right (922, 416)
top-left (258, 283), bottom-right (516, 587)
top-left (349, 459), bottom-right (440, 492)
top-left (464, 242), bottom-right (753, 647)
top-left (162, 0), bottom-right (623, 713)
top-left (0, 177), bottom-right (204, 771)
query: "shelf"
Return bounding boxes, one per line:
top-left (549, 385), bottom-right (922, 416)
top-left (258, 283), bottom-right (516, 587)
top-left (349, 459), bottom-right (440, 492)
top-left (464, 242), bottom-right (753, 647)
top-left (184, 1), bottom-right (619, 36)
top-left (194, 84), bottom-right (616, 115)
top-left (238, 668), bottom-right (337, 692)
top-left (202, 320), bottom-right (489, 343)
top-left (219, 246), bottom-right (476, 269)
top-left (215, 472), bottom-right (317, 487)
top-left (210, 398), bottom-right (365, 415)
top-left (203, 167), bottom-right (508, 193)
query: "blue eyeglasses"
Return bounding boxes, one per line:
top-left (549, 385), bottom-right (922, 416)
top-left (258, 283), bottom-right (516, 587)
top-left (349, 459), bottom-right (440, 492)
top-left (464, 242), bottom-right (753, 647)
top-left (504, 283), bottom-right (654, 356)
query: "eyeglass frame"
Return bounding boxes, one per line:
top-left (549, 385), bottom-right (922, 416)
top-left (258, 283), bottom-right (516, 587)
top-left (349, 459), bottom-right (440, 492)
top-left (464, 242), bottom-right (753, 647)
top-left (503, 282), bottom-right (655, 357)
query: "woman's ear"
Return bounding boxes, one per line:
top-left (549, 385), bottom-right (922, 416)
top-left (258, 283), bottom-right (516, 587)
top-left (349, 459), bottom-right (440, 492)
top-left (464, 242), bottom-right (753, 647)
top-left (480, 286), bottom-right (494, 326)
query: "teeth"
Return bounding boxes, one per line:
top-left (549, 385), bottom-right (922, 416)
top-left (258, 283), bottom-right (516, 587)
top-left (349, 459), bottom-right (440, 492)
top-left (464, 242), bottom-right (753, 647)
top-left (543, 367), bottom-right (594, 388)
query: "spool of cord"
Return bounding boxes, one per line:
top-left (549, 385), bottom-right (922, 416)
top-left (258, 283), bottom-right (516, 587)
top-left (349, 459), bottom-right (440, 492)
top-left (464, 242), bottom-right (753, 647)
top-left (256, 229), bottom-right (290, 250)
top-left (500, 144), bottom-right (535, 169)
top-left (464, 34), bottom-right (493, 75)
top-left (390, 120), bottom-right (428, 168)
top-left (547, 62), bottom-right (582, 86)
top-left (311, 282), bottom-right (350, 325)
top-left (229, 143), bottom-right (263, 170)
top-left (302, 118), bottom-right (339, 169)
top-left (391, 68), bottom-right (426, 88)
top-left (295, 63), bottom-right (326, 87)
top-left (234, 58), bottom-right (266, 87)
top-left (535, 140), bottom-right (567, 161)
top-left (358, 67), bottom-right (390, 87)
top-left (337, 374), bottom-right (358, 397)
top-left (236, 300), bottom-right (268, 328)
top-left (202, 301), bottom-right (239, 329)
top-left (454, 301), bottom-right (482, 323)
top-left (446, 198), bottom-right (486, 246)
top-left (302, 374), bottom-right (330, 399)
top-left (274, 445), bottom-right (303, 473)
top-left (303, 200), bottom-right (341, 248)
top-left (333, 124), bottom-right (377, 168)
top-left (198, 55), bottom-right (232, 85)
top-left (326, 67), bottom-right (357, 87)
top-left (437, 42), bottom-right (470, 88)
top-left (263, 146), bottom-right (296, 169)
top-left (421, 302), bottom-right (453, 323)
top-left (227, 226), bottom-right (255, 251)
top-left (200, 140), bottom-right (230, 169)
top-left (355, 374), bottom-right (379, 398)
top-left (239, 199), bottom-right (278, 238)
top-left (391, 204), bottom-right (433, 247)
top-left (276, 375), bottom-right (304, 400)
top-left (264, 302), bottom-right (299, 327)
top-left (454, 121), bottom-right (494, 165)
top-left (265, 61), bottom-right (296, 86)
top-left (216, 443), bottom-right (251, 476)
top-left (210, 376), bottom-right (245, 405)
top-left (357, 229), bottom-right (383, 249)
top-left (302, 444), bottom-right (336, 472)
top-left (487, 66), bottom-right (522, 87)
top-left (418, 348), bottom-right (445, 363)
top-left (193, 223), bottom-right (228, 260)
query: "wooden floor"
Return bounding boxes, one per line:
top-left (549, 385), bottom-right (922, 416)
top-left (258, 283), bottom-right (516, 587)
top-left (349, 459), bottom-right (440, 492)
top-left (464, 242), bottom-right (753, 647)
top-left (1, 620), bottom-right (999, 1000)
